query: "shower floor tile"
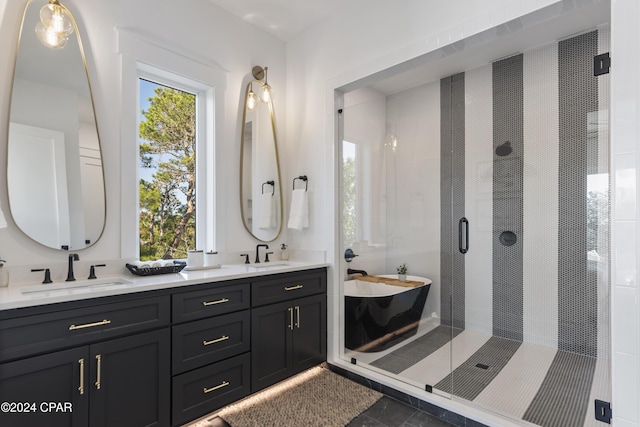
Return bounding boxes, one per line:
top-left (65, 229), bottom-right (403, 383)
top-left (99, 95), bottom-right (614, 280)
top-left (473, 342), bottom-right (556, 418)
top-left (348, 326), bottom-right (612, 427)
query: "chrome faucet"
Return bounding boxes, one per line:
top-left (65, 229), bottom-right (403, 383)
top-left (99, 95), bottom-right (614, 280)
top-left (66, 253), bottom-right (80, 282)
top-left (255, 244), bottom-right (269, 263)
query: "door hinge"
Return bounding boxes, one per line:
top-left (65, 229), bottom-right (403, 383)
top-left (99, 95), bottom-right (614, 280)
top-left (595, 399), bottom-right (612, 424)
top-left (594, 53), bottom-right (610, 76)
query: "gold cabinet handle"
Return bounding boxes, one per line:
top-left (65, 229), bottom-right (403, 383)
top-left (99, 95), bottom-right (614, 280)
top-left (202, 298), bottom-right (229, 306)
top-left (69, 319), bottom-right (111, 330)
top-left (288, 307), bottom-right (293, 330)
top-left (95, 354), bottom-right (102, 390)
top-left (78, 358), bottom-right (85, 395)
top-left (203, 335), bottom-right (229, 346)
top-left (295, 306), bottom-right (300, 328)
top-left (203, 381), bottom-right (229, 394)
top-left (284, 284), bottom-right (303, 291)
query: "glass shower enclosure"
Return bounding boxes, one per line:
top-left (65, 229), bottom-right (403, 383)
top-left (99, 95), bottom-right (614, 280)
top-left (337, 20), bottom-right (611, 427)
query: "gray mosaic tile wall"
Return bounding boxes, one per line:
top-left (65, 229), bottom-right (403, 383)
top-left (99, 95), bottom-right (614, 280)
top-left (440, 73), bottom-right (466, 329)
top-left (558, 30), bottom-right (599, 357)
top-left (492, 55), bottom-right (524, 342)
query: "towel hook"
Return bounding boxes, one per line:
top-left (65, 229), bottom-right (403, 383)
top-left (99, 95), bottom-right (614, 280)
top-left (293, 175), bottom-right (308, 191)
top-left (262, 180), bottom-right (275, 195)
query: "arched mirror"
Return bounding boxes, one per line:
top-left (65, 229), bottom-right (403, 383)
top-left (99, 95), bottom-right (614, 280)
top-left (6, 0), bottom-right (105, 250)
top-left (240, 66), bottom-right (283, 242)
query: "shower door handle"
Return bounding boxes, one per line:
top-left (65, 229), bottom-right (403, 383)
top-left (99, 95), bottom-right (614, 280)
top-left (459, 217), bottom-right (469, 254)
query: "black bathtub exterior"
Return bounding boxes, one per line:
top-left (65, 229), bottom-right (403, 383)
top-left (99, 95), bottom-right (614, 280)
top-left (345, 284), bottom-right (430, 352)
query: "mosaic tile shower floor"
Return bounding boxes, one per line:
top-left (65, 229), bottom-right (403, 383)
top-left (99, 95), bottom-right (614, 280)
top-left (346, 320), bottom-right (611, 427)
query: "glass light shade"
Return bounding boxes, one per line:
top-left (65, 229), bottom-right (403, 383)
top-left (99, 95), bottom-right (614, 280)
top-left (247, 90), bottom-right (258, 110)
top-left (40, 2), bottom-right (74, 35)
top-left (260, 84), bottom-right (272, 103)
top-left (35, 21), bottom-right (68, 49)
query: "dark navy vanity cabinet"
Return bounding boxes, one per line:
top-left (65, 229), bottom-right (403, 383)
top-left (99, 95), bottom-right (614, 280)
top-left (0, 296), bottom-right (171, 427)
top-left (0, 267), bottom-right (327, 427)
top-left (251, 269), bottom-right (327, 392)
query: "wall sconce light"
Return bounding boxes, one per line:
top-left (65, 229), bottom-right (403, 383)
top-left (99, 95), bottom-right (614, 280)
top-left (35, 0), bottom-right (75, 49)
top-left (247, 65), bottom-right (272, 109)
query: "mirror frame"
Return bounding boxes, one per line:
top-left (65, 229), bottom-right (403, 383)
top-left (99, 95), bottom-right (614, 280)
top-left (6, 0), bottom-right (106, 250)
top-left (239, 77), bottom-right (283, 242)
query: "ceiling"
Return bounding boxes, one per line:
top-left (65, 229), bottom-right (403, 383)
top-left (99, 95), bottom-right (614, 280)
top-left (206, 0), bottom-right (342, 41)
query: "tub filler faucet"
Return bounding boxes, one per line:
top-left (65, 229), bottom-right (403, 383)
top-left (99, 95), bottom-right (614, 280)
top-left (347, 268), bottom-right (368, 277)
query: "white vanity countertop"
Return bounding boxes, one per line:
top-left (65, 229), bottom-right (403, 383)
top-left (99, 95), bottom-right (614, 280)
top-left (0, 261), bottom-right (329, 312)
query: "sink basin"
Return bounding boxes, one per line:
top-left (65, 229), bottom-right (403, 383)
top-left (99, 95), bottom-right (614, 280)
top-left (21, 278), bottom-right (134, 295)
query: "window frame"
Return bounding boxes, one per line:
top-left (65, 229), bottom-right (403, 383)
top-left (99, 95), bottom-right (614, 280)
top-left (118, 30), bottom-right (225, 259)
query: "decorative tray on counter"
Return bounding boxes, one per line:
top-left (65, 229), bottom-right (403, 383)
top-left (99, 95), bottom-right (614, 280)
top-left (125, 262), bottom-right (186, 276)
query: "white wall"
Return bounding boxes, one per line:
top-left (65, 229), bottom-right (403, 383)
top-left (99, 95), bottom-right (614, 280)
top-left (0, 0), bottom-right (287, 280)
top-left (284, 0), bottom-right (639, 425)
top-left (610, 1), bottom-right (640, 425)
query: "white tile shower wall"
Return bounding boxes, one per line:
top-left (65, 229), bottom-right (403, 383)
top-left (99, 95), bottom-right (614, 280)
top-left (464, 65), bottom-right (494, 336)
top-left (522, 42), bottom-right (560, 349)
top-left (611, 0), bottom-right (640, 424)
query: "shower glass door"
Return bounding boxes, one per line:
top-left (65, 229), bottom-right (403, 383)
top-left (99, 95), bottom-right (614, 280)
top-left (338, 86), bottom-right (454, 398)
top-left (447, 29), bottom-right (612, 426)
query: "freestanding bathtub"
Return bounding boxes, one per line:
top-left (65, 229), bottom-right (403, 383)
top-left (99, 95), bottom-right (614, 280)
top-left (344, 275), bottom-right (431, 352)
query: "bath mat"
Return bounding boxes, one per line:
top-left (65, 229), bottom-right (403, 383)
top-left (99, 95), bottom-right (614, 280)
top-left (195, 365), bottom-right (382, 427)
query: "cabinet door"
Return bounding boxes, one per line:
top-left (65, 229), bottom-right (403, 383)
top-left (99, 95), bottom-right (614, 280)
top-left (89, 329), bottom-right (170, 427)
top-left (251, 300), bottom-right (293, 392)
top-left (0, 347), bottom-right (89, 427)
top-left (292, 294), bottom-right (327, 375)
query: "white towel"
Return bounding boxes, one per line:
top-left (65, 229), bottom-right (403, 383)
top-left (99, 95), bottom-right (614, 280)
top-left (288, 189), bottom-right (308, 230)
top-left (130, 260), bottom-right (151, 269)
top-left (259, 193), bottom-right (276, 229)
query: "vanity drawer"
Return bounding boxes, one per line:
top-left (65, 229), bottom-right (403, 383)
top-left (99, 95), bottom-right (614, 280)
top-left (172, 352), bottom-right (250, 426)
top-left (172, 310), bottom-right (250, 374)
top-left (251, 268), bottom-right (327, 307)
top-left (0, 296), bottom-right (170, 362)
top-left (173, 282), bottom-right (250, 323)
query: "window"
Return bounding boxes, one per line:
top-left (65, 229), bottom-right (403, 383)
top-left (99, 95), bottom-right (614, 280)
top-left (137, 67), bottom-right (211, 260)
top-left (342, 140), bottom-right (357, 246)
top-left (138, 78), bottom-right (198, 260)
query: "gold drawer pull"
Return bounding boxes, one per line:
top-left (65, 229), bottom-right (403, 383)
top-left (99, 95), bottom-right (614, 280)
top-left (203, 381), bottom-right (229, 394)
top-left (284, 284), bottom-right (303, 291)
top-left (288, 307), bottom-right (294, 330)
top-left (202, 298), bottom-right (229, 306)
top-left (78, 358), bottom-right (85, 395)
top-left (95, 354), bottom-right (102, 390)
top-left (203, 335), bottom-right (230, 346)
top-left (69, 319), bottom-right (111, 330)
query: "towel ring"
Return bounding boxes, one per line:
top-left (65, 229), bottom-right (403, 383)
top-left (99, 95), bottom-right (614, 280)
top-left (293, 175), bottom-right (308, 191)
top-left (262, 180), bottom-right (275, 195)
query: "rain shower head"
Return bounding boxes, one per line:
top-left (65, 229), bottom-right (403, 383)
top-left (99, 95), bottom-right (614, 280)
top-left (495, 141), bottom-right (512, 156)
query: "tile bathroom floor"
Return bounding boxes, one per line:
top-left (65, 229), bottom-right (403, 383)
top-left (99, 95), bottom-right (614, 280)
top-left (205, 396), bottom-right (454, 427)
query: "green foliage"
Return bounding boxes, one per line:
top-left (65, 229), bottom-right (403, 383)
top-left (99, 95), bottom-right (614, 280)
top-left (139, 86), bottom-right (196, 260)
top-left (396, 263), bottom-right (408, 275)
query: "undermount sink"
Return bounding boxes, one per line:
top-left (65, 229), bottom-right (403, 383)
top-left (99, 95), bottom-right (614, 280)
top-left (21, 278), bottom-right (134, 295)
